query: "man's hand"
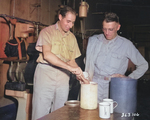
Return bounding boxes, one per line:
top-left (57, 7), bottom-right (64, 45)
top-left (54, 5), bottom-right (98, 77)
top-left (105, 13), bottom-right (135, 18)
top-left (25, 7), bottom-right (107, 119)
top-left (111, 74), bottom-right (126, 78)
top-left (69, 66), bottom-right (82, 75)
top-left (67, 60), bottom-right (89, 84)
top-left (76, 74), bottom-right (90, 84)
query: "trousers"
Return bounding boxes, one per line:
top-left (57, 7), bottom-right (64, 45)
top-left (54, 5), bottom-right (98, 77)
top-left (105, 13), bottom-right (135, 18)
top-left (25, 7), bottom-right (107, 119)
top-left (93, 75), bottom-right (109, 103)
top-left (32, 63), bottom-right (70, 120)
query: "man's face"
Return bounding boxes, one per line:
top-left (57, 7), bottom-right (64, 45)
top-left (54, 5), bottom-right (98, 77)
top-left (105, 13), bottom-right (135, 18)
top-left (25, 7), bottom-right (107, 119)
top-left (102, 21), bottom-right (120, 40)
top-left (59, 12), bottom-right (76, 33)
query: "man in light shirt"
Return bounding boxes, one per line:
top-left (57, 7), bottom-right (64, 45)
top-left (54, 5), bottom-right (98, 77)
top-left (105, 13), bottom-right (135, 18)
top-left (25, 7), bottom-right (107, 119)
top-left (32, 6), bottom-right (88, 120)
top-left (85, 12), bottom-right (148, 102)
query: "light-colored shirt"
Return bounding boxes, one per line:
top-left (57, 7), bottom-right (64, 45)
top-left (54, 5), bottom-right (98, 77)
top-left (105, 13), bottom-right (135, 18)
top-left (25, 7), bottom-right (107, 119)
top-left (85, 34), bottom-right (148, 80)
top-left (35, 22), bottom-right (81, 63)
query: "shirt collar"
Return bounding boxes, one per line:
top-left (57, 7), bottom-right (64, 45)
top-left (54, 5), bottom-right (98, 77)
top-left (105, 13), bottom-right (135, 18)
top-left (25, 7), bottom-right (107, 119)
top-left (56, 22), bottom-right (59, 30)
top-left (109, 35), bottom-right (118, 43)
top-left (103, 34), bottom-right (118, 44)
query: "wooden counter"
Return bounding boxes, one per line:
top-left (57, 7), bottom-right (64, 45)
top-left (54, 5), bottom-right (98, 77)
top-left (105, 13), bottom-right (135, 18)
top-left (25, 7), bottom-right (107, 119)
top-left (38, 105), bottom-right (134, 120)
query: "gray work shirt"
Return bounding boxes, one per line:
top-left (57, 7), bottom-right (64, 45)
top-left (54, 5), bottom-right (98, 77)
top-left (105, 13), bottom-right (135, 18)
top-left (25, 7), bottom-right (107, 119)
top-left (85, 34), bottom-right (148, 81)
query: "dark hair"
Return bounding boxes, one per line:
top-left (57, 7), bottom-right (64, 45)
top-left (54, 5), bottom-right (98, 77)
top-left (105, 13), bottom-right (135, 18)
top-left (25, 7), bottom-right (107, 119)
top-left (103, 12), bottom-right (119, 23)
top-left (59, 5), bottom-right (77, 18)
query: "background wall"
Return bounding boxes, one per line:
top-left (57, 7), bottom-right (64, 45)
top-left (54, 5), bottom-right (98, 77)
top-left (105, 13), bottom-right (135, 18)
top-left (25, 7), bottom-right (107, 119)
top-left (0, 0), bottom-right (61, 25)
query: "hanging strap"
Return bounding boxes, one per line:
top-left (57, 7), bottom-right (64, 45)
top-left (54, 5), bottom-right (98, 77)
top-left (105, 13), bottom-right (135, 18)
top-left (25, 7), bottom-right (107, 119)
top-left (15, 37), bottom-right (23, 60)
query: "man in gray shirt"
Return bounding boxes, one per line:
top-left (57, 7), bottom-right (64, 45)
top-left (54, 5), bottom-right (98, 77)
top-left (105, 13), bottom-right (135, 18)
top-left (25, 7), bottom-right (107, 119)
top-left (85, 12), bottom-right (148, 102)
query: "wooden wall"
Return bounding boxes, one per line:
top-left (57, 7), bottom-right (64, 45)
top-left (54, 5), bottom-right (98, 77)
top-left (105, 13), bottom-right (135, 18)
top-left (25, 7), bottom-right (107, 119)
top-left (0, 0), bottom-right (61, 25)
top-left (0, 0), bottom-right (11, 15)
top-left (0, 0), bottom-right (62, 98)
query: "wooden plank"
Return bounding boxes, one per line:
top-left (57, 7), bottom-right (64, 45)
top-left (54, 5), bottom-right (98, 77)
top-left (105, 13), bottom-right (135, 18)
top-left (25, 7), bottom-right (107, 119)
top-left (0, 64), bottom-right (9, 98)
top-left (5, 89), bottom-right (25, 98)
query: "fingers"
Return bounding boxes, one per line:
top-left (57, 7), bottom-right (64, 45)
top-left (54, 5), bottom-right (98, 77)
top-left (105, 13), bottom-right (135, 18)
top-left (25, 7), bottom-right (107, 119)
top-left (76, 74), bottom-right (90, 84)
top-left (70, 66), bottom-right (90, 84)
top-left (111, 74), bottom-right (126, 78)
top-left (72, 70), bottom-right (82, 75)
top-left (76, 74), bottom-right (82, 81)
top-left (80, 75), bottom-right (90, 84)
top-left (71, 67), bottom-right (82, 75)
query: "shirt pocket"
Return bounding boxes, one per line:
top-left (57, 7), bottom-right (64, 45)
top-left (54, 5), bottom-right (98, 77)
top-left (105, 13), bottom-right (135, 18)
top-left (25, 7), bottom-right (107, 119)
top-left (51, 41), bottom-right (61, 55)
top-left (103, 53), bottom-right (124, 75)
top-left (66, 45), bottom-right (74, 60)
top-left (109, 53), bottom-right (123, 69)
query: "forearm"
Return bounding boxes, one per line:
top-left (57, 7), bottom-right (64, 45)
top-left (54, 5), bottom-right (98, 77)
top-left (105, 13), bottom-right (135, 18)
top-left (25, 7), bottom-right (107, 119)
top-left (128, 62), bottom-right (148, 79)
top-left (43, 51), bottom-right (72, 71)
top-left (42, 44), bottom-right (84, 77)
top-left (67, 59), bottom-right (79, 67)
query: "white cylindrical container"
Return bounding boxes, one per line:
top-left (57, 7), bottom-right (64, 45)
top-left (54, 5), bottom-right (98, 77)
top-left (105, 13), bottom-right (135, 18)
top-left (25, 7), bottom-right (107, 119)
top-left (80, 82), bottom-right (98, 109)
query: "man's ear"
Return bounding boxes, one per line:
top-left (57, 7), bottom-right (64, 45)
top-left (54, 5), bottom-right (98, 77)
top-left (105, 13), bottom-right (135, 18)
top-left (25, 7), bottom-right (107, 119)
top-left (58, 14), bottom-right (62, 21)
top-left (117, 24), bottom-right (121, 31)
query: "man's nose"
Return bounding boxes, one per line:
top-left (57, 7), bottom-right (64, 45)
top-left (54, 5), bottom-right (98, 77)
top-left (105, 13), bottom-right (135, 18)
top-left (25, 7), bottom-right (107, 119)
top-left (105, 29), bottom-right (109, 34)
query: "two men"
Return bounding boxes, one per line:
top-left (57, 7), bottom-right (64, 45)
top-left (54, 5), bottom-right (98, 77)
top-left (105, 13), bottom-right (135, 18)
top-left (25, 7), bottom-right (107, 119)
top-left (85, 12), bottom-right (148, 102)
top-left (32, 7), bottom-right (148, 119)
